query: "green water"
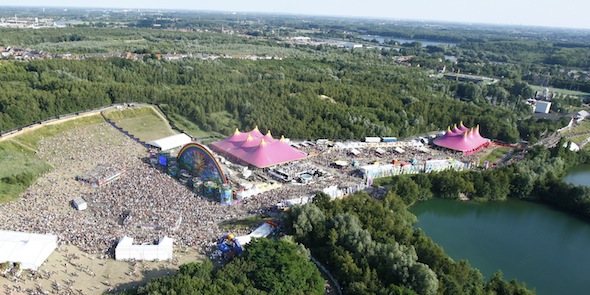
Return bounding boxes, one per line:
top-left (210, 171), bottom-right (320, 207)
top-left (411, 166), bottom-right (590, 295)
top-left (563, 164), bottom-right (590, 186)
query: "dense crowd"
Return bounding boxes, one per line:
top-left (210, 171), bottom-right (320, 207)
top-left (0, 122), bottom-right (483, 258)
top-left (0, 123), bottom-right (341, 256)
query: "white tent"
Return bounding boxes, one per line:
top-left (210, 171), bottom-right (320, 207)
top-left (235, 223), bottom-right (274, 246)
top-left (394, 147), bottom-right (406, 154)
top-left (0, 230), bottom-right (57, 270)
top-left (146, 133), bottom-right (192, 151)
top-left (115, 236), bottom-right (174, 261)
top-left (72, 196), bottom-right (87, 211)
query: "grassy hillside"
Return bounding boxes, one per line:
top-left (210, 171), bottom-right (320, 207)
top-left (103, 106), bottom-right (177, 142)
top-left (0, 140), bottom-right (52, 202)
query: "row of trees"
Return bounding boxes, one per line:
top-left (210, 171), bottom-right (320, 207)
top-left (283, 191), bottom-right (534, 295)
top-left (128, 238), bottom-right (324, 295)
top-left (379, 142), bottom-right (590, 216)
top-left (0, 55), bottom-right (554, 143)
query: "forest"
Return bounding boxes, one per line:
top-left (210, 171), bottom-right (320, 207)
top-left (125, 238), bottom-right (324, 295)
top-left (1, 10), bottom-right (590, 294)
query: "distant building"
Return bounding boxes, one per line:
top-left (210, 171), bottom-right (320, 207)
top-left (535, 101), bottom-right (552, 114)
top-left (344, 43), bottom-right (363, 49)
top-left (443, 73), bottom-right (497, 84)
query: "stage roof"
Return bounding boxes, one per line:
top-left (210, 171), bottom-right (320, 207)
top-left (433, 122), bottom-right (489, 152)
top-left (0, 230), bottom-right (57, 270)
top-left (210, 127), bottom-right (307, 168)
top-left (147, 133), bottom-right (192, 151)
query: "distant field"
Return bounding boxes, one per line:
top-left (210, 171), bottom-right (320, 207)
top-left (562, 120), bottom-right (590, 137)
top-left (104, 106), bottom-right (177, 142)
top-left (167, 112), bottom-right (211, 138)
top-left (531, 85), bottom-right (590, 97)
top-left (481, 146), bottom-right (512, 164)
top-left (0, 140), bottom-right (52, 203)
top-left (15, 114), bottom-right (104, 149)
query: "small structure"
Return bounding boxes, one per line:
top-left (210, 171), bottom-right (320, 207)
top-left (115, 236), bottom-right (173, 261)
top-left (535, 101), bottom-right (552, 114)
top-left (71, 196), bottom-right (87, 211)
top-left (76, 164), bottom-right (125, 187)
top-left (146, 133), bottom-right (192, 152)
top-left (0, 230), bottom-right (57, 271)
top-left (234, 222), bottom-right (276, 246)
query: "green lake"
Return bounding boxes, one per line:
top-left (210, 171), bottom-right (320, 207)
top-left (410, 165), bottom-right (590, 295)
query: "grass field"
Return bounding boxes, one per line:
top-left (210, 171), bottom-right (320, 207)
top-left (481, 146), bottom-right (512, 165)
top-left (531, 85), bottom-right (590, 97)
top-left (104, 106), bottom-right (177, 142)
top-left (167, 112), bottom-right (211, 138)
top-left (563, 120), bottom-right (590, 137)
top-left (0, 141), bottom-right (52, 203)
top-left (15, 114), bottom-right (104, 149)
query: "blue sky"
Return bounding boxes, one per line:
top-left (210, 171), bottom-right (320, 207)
top-left (10, 0), bottom-right (590, 29)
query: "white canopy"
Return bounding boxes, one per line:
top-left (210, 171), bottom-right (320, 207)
top-left (146, 133), bottom-right (192, 151)
top-left (0, 230), bottom-right (57, 270)
top-left (235, 223), bottom-right (274, 246)
top-left (72, 196), bottom-right (87, 211)
top-left (115, 236), bottom-right (174, 261)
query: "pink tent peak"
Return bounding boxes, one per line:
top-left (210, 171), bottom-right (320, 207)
top-left (434, 122), bottom-right (489, 152)
top-left (210, 127), bottom-right (307, 168)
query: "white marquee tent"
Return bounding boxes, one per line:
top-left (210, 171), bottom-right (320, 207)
top-left (0, 230), bottom-right (58, 270)
top-left (146, 133), bottom-right (192, 151)
top-left (72, 196), bottom-right (87, 211)
top-left (115, 236), bottom-right (174, 261)
top-left (235, 222), bottom-right (274, 246)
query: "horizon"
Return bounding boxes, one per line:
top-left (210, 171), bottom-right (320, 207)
top-left (5, 0), bottom-right (590, 30)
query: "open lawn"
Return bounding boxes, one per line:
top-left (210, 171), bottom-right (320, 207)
top-left (0, 140), bottom-right (52, 203)
top-left (104, 106), bottom-right (177, 142)
top-left (167, 112), bottom-right (211, 138)
top-left (563, 120), bottom-right (590, 137)
top-left (481, 146), bottom-right (512, 165)
top-left (158, 104), bottom-right (232, 142)
top-left (531, 85), bottom-right (590, 98)
top-left (15, 114), bottom-right (104, 149)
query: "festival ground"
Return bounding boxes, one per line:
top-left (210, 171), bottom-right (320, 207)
top-left (0, 245), bottom-right (203, 294)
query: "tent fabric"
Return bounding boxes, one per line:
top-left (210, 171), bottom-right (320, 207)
top-left (235, 222), bottom-right (274, 246)
top-left (147, 133), bottom-right (192, 151)
top-left (433, 123), bottom-right (489, 152)
top-left (210, 127), bottom-right (307, 168)
top-left (72, 197), bottom-right (87, 210)
top-left (0, 230), bottom-right (57, 270)
top-left (115, 236), bottom-right (174, 261)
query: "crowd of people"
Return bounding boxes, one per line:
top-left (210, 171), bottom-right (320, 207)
top-left (0, 121), bottom-right (490, 260)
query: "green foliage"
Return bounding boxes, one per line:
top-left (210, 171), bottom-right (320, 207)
top-left (137, 239), bottom-right (323, 295)
top-left (0, 140), bottom-right (52, 203)
top-left (285, 192), bottom-right (536, 294)
top-left (485, 272), bottom-right (535, 295)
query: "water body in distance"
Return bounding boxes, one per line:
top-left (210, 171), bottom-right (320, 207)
top-left (563, 164), bottom-right (590, 187)
top-left (358, 35), bottom-right (456, 47)
top-left (411, 197), bottom-right (590, 295)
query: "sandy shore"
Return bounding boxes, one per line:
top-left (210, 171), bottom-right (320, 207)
top-left (1, 244), bottom-right (204, 294)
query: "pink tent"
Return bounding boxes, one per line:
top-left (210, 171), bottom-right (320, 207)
top-left (433, 123), bottom-right (490, 154)
top-left (210, 127), bottom-right (307, 168)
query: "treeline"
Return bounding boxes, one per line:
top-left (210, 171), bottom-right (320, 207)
top-left (124, 238), bottom-right (324, 295)
top-left (0, 56), bottom-right (556, 143)
top-left (379, 143), bottom-right (590, 217)
top-left (283, 191), bottom-right (534, 294)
